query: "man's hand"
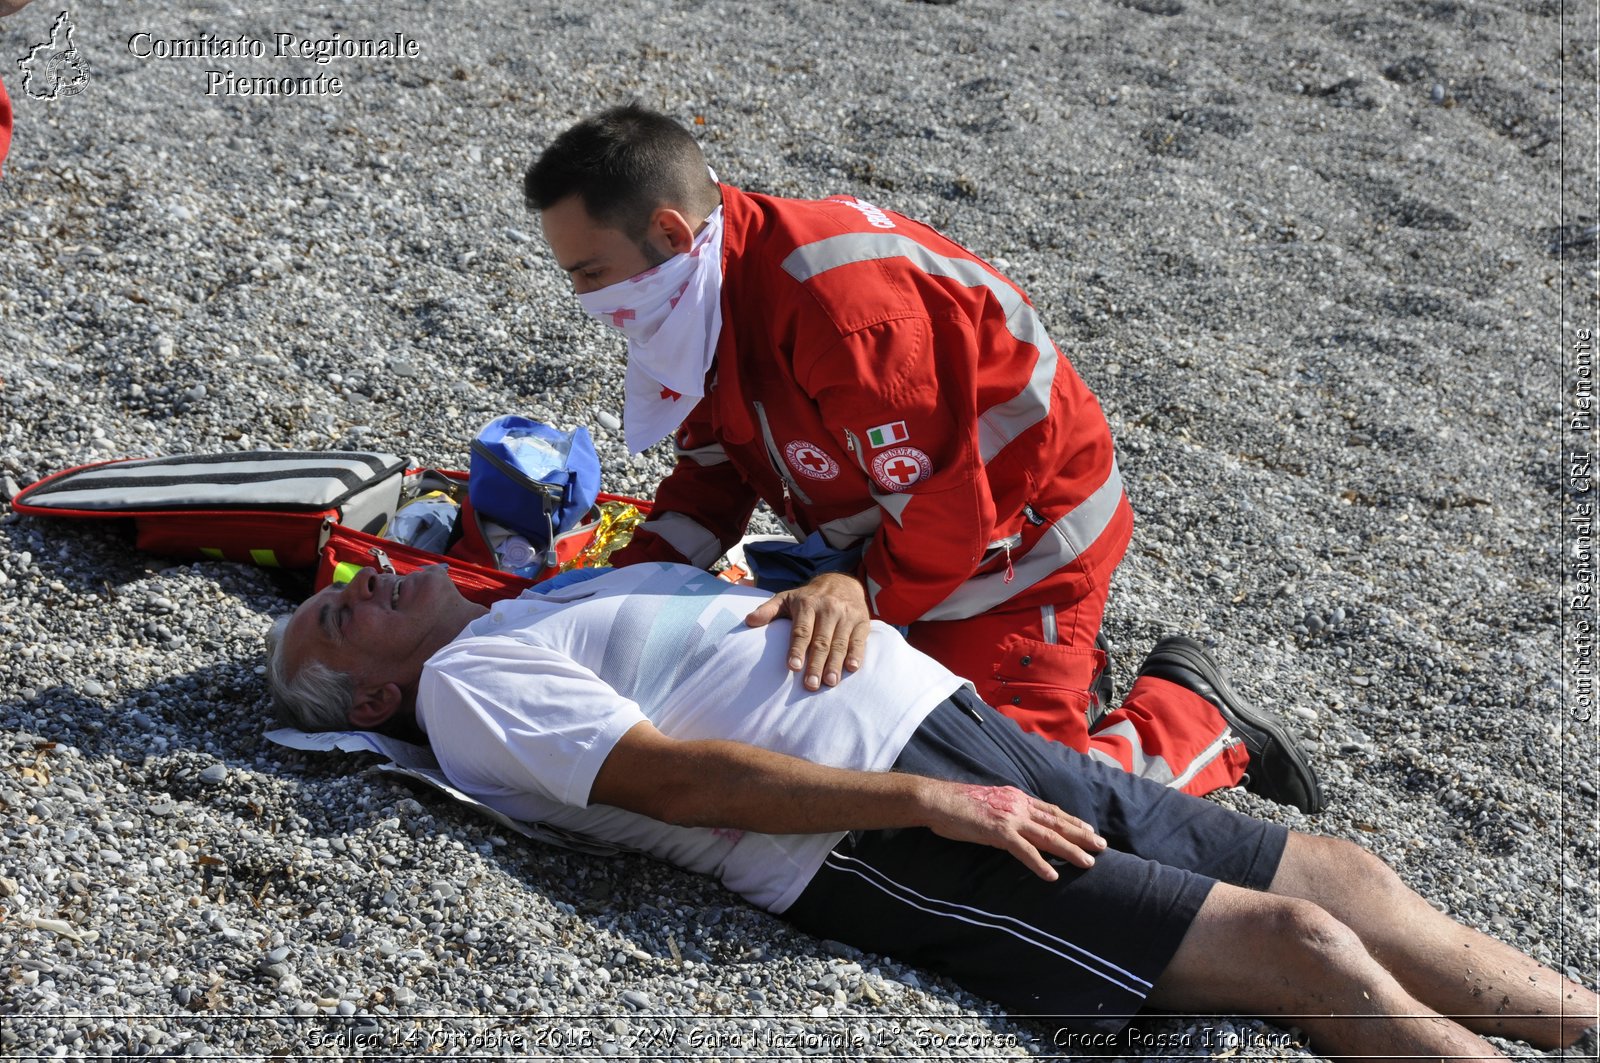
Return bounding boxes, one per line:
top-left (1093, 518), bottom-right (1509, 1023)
top-left (926, 782), bottom-right (1107, 881)
top-left (744, 571), bottom-right (871, 690)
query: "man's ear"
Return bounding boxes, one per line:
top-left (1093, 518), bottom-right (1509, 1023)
top-left (649, 207), bottom-right (699, 257)
top-left (348, 682), bottom-right (403, 730)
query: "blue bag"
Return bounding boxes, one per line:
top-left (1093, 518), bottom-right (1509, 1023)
top-left (468, 417), bottom-right (601, 552)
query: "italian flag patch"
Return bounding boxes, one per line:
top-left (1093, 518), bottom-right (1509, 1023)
top-left (866, 420), bottom-right (909, 448)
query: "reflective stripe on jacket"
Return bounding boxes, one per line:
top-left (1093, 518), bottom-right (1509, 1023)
top-left (611, 185), bottom-right (1130, 625)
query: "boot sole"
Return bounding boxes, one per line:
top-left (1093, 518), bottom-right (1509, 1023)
top-left (1142, 637), bottom-right (1326, 814)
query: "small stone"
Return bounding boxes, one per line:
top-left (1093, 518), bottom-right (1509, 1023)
top-left (199, 765), bottom-right (228, 785)
top-left (596, 410), bottom-right (622, 432)
top-left (155, 336), bottom-right (175, 358)
top-left (81, 679), bottom-right (106, 698)
top-left (265, 946), bottom-right (291, 965)
top-left (621, 989), bottom-right (651, 1010)
top-left (0, 876), bottom-right (18, 898)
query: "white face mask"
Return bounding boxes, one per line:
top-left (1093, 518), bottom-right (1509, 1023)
top-left (576, 206), bottom-right (726, 454)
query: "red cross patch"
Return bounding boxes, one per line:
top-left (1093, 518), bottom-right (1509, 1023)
top-left (871, 446), bottom-right (932, 492)
top-left (783, 439), bottom-right (840, 481)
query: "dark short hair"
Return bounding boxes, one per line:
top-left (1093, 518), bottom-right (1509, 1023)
top-left (524, 103), bottom-right (719, 239)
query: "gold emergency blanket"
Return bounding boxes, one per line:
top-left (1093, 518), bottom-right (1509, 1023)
top-left (561, 501), bottom-right (645, 571)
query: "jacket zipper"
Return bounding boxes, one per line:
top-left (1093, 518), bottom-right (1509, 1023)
top-left (842, 429), bottom-right (872, 476)
top-left (752, 401), bottom-right (812, 526)
top-left (983, 531), bottom-right (1022, 584)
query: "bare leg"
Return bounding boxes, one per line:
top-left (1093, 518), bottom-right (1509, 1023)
top-left (1268, 833), bottom-right (1598, 1049)
top-left (1148, 883), bottom-right (1503, 1061)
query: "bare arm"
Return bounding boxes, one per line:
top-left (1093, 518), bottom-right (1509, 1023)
top-left (589, 720), bottom-right (1106, 880)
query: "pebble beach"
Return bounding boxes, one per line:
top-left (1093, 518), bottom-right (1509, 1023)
top-left (1, 0), bottom-right (1596, 1058)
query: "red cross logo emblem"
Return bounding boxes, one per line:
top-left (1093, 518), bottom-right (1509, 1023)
top-left (871, 446), bottom-right (931, 492)
top-left (607, 308), bottom-right (636, 328)
top-left (660, 386), bottom-right (682, 401)
top-left (884, 458), bottom-right (918, 484)
top-left (783, 439), bottom-right (840, 481)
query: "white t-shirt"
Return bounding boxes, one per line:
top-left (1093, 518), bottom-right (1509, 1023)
top-left (416, 562), bottom-right (962, 912)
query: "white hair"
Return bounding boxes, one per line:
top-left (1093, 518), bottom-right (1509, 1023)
top-left (264, 613), bottom-right (357, 731)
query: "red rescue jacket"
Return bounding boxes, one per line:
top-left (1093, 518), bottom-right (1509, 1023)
top-left (611, 184), bottom-right (1132, 626)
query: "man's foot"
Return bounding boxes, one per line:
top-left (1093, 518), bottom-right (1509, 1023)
top-left (1137, 636), bottom-right (1326, 814)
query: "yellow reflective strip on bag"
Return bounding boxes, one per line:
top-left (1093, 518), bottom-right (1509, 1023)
top-left (199, 547), bottom-right (225, 560)
top-left (249, 549), bottom-right (279, 567)
top-left (331, 561), bottom-right (362, 586)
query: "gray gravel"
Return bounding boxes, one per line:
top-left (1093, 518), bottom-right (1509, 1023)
top-left (2, 0), bottom-right (1596, 1058)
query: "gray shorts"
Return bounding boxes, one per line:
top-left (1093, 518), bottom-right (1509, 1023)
top-left (782, 688), bottom-right (1288, 1034)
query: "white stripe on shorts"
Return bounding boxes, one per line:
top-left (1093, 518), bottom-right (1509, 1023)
top-left (820, 851), bottom-right (1152, 997)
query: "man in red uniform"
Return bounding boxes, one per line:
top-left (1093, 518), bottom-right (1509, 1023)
top-left (525, 104), bottom-right (1322, 812)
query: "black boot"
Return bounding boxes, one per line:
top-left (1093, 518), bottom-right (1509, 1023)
top-left (1137, 636), bottom-right (1326, 814)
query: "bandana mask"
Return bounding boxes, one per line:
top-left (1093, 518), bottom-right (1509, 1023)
top-left (576, 206), bottom-right (726, 454)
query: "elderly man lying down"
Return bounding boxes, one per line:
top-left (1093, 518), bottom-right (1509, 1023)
top-left (265, 562), bottom-right (1596, 1059)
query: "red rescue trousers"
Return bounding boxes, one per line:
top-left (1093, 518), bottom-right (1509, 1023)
top-left (905, 505), bottom-right (1249, 797)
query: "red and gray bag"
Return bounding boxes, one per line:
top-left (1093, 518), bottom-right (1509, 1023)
top-left (11, 449), bottom-right (648, 606)
top-left (11, 451), bottom-right (408, 569)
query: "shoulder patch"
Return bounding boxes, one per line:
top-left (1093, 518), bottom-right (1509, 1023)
top-left (871, 446), bottom-right (932, 492)
top-left (784, 440), bottom-right (841, 481)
